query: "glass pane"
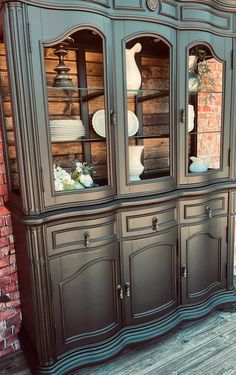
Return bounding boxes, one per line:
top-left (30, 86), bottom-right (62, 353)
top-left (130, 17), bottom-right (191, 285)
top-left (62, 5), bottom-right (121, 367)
top-left (187, 44), bottom-right (223, 173)
top-left (44, 30), bottom-right (109, 192)
top-left (125, 36), bottom-right (171, 183)
top-left (0, 42), bottom-right (20, 194)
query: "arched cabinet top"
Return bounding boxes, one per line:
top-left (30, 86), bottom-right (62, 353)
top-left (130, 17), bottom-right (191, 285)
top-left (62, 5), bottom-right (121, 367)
top-left (1, 0), bottom-right (236, 36)
top-left (1, 0), bottom-right (236, 11)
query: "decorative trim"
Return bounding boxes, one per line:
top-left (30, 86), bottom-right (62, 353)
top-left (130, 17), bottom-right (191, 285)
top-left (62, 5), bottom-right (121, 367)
top-left (113, 0), bottom-right (144, 11)
top-left (181, 5), bottom-right (231, 30)
top-left (159, 0), bottom-right (179, 20)
top-left (146, 0), bottom-right (159, 11)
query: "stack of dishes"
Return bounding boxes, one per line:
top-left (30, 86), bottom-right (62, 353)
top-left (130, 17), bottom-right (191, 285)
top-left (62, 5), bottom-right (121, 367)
top-left (50, 119), bottom-right (85, 142)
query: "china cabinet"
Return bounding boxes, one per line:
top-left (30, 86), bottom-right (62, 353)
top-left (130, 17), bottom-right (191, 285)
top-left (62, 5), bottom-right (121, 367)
top-left (1, 0), bottom-right (236, 374)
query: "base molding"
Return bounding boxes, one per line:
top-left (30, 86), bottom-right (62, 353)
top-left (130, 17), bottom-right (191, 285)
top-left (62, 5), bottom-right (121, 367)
top-left (19, 289), bottom-right (236, 375)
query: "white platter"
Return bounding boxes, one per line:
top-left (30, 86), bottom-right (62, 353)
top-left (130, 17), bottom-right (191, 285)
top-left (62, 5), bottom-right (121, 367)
top-left (92, 109), bottom-right (139, 137)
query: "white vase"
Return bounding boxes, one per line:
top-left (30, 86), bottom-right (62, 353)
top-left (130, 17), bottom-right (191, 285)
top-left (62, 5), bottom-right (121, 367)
top-left (129, 145), bottom-right (144, 181)
top-left (126, 43), bottom-right (142, 94)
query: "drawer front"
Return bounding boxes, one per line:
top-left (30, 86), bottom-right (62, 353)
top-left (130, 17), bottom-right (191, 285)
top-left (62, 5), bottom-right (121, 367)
top-left (46, 216), bottom-right (116, 255)
top-left (121, 202), bottom-right (177, 238)
top-left (179, 193), bottom-right (228, 223)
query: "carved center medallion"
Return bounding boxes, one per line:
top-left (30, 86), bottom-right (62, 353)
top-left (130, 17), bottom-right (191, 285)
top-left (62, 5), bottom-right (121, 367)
top-left (146, 0), bottom-right (159, 11)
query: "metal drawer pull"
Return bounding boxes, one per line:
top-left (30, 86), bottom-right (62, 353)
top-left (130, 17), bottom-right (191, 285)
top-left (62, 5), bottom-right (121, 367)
top-left (84, 232), bottom-right (90, 247)
top-left (152, 217), bottom-right (159, 231)
top-left (205, 206), bottom-right (212, 219)
top-left (125, 282), bottom-right (131, 297)
top-left (117, 284), bottom-right (124, 300)
top-left (182, 265), bottom-right (187, 278)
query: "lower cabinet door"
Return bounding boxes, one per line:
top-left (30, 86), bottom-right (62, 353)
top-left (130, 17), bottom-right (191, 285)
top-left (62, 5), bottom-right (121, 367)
top-left (123, 229), bottom-right (178, 326)
top-left (50, 242), bottom-right (122, 354)
top-left (181, 217), bottom-right (228, 305)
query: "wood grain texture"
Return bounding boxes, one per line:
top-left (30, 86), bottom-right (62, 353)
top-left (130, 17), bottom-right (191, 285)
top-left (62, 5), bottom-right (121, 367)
top-left (3, 301), bottom-right (236, 375)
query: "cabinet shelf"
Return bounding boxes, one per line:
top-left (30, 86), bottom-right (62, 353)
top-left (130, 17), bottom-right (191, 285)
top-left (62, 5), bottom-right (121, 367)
top-left (127, 89), bottom-right (169, 102)
top-left (130, 134), bottom-right (170, 139)
top-left (51, 137), bottom-right (106, 143)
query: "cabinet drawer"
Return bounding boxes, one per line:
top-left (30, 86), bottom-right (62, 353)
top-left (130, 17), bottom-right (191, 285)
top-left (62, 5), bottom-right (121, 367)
top-left (179, 193), bottom-right (228, 223)
top-left (121, 202), bottom-right (177, 238)
top-left (46, 216), bottom-right (116, 255)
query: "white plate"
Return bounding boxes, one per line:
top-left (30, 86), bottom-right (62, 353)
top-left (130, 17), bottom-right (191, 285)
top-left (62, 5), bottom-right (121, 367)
top-left (92, 109), bottom-right (139, 137)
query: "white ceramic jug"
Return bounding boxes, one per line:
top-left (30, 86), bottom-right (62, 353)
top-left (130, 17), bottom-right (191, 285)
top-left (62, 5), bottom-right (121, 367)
top-left (189, 156), bottom-right (210, 173)
top-left (126, 43), bottom-right (142, 93)
top-left (129, 145), bottom-right (144, 181)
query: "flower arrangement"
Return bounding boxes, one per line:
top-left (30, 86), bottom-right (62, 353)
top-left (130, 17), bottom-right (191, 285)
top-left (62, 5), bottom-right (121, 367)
top-left (188, 48), bottom-right (216, 101)
top-left (53, 161), bottom-right (96, 191)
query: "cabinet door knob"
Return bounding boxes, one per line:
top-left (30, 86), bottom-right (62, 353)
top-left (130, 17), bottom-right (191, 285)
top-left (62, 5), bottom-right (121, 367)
top-left (125, 282), bottom-right (131, 297)
top-left (182, 265), bottom-right (187, 278)
top-left (152, 217), bottom-right (159, 231)
top-left (180, 109), bottom-right (186, 123)
top-left (84, 231), bottom-right (90, 247)
top-left (117, 284), bottom-right (124, 300)
top-left (205, 206), bottom-right (212, 219)
top-left (110, 110), bottom-right (117, 126)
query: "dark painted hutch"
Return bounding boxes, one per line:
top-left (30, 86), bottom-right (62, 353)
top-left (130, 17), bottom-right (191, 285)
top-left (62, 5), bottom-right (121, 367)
top-left (1, 0), bottom-right (236, 373)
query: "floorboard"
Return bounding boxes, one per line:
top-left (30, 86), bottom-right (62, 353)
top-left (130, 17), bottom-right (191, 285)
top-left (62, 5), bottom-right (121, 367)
top-left (1, 306), bottom-right (236, 374)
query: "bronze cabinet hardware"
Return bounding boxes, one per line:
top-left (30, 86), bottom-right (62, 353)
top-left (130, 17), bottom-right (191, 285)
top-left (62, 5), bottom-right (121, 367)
top-left (125, 282), bottom-right (131, 297)
top-left (180, 109), bottom-right (186, 123)
top-left (182, 265), bottom-right (187, 278)
top-left (117, 284), bottom-right (124, 300)
top-left (205, 206), bottom-right (212, 219)
top-left (152, 217), bottom-right (159, 231)
top-left (84, 232), bottom-right (90, 247)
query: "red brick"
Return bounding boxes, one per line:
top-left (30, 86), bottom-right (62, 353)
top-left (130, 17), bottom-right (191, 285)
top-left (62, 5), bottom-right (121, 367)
top-left (4, 216), bottom-right (12, 226)
top-left (6, 299), bottom-right (21, 308)
top-left (0, 346), bottom-right (14, 358)
top-left (0, 340), bottom-right (5, 350)
top-left (0, 328), bottom-right (13, 340)
top-left (1, 226), bottom-right (12, 236)
top-left (6, 312), bottom-right (21, 328)
top-left (0, 236), bottom-right (8, 247)
top-left (0, 276), bottom-right (11, 285)
top-left (8, 235), bottom-right (14, 244)
top-left (0, 257), bottom-right (9, 267)
top-left (0, 320), bottom-right (5, 331)
top-left (2, 282), bottom-right (17, 294)
top-left (0, 207), bottom-right (9, 216)
top-left (0, 185), bottom-right (8, 195)
top-left (0, 247), bottom-right (10, 258)
top-left (9, 254), bottom-right (15, 264)
top-left (0, 264), bottom-right (16, 277)
top-left (6, 335), bottom-right (18, 346)
top-left (0, 308), bottom-right (14, 321)
top-left (11, 272), bottom-right (18, 282)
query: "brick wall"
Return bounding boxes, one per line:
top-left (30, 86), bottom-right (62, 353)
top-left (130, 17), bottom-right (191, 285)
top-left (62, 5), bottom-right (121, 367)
top-left (0, 129), bottom-right (21, 358)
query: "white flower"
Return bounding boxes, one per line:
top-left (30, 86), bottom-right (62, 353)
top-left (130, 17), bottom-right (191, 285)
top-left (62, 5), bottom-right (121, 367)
top-left (79, 174), bottom-right (93, 188)
top-left (75, 162), bottom-right (83, 173)
top-left (54, 180), bottom-right (64, 191)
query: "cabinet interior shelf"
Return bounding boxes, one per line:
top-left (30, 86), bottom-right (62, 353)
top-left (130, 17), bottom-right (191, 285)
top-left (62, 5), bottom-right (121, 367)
top-left (136, 91), bottom-right (169, 102)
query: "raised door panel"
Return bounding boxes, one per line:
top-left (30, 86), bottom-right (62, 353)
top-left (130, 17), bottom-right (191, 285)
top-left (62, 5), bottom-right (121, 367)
top-left (123, 229), bottom-right (178, 325)
top-left (50, 243), bottom-right (122, 354)
top-left (181, 217), bottom-right (227, 305)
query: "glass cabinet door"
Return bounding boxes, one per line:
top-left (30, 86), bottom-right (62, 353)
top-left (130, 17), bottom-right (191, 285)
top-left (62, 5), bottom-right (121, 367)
top-left (125, 36), bottom-right (171, 182)
top-left (178, 32), bottom-right (232, 185)
top-left (113, 22), bottom-right (176, 196)
top-left (42, 27), bottom-right (115, 207)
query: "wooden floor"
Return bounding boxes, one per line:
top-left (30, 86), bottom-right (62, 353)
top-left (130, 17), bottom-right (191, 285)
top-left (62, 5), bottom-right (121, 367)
top-left (1, 303), bottom-right (236, 375)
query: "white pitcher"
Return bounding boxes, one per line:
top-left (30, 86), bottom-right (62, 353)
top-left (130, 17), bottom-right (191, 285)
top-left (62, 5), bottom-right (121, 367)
top-left (129, 145), bottom-right (144, 181)
top-left (126, 43), bottom-right (142, 93)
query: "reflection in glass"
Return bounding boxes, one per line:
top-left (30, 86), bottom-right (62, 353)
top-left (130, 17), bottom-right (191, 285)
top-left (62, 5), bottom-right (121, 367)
top-left (44, 30), bottom-right (109, 192)
top-left (188, 44), bottom-right (223, 172)
top-left (125, 36), bottom-right (171, 182)
top-left (0, 42), bottom-right (20, 194)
